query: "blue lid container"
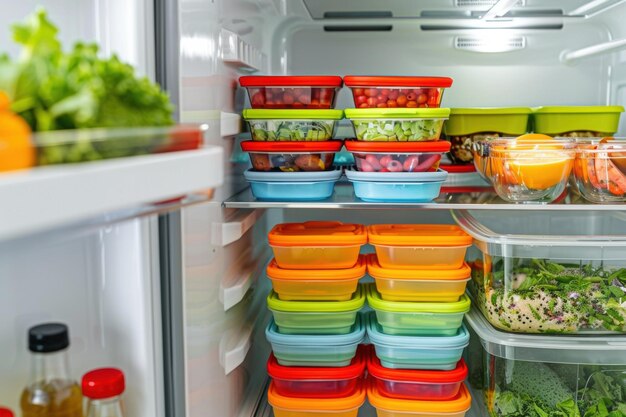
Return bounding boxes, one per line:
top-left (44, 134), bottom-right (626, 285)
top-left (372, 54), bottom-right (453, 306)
top-left (265, 314), bottom-right (366, 367)
top-left (245, 168), bottom-right (341, 201)
top-left (345, 169), bottom-right (447, 203)
top-left (366, 312), bottom-right (469, 370)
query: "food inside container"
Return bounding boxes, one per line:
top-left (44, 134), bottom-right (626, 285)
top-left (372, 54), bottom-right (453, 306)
top-left (241, 140), bottom-right (342, 171)
top-left (239, 75), bottom-right (343, 109)
top-left (244, 168), bottom-right (341, 201)
top-left (344, 141), bottom-right (450, 172)
top-left (532, 106), bottom-right (624, 137)
top-left (243, 109), bottom-right (343, 141)
top-left (343, 76), bottom-right (453, 109)
top-left (345, 108), bottom-right (449, 142)
top-left (453, 209), bottom-right (626, 334)
top-left (574, 139), bottom-right (626, 203)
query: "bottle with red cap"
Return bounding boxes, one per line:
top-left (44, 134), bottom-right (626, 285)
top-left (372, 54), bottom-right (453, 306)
top-left (0, 408), bottom-right (14, 417)
top-left (82, 368), bottom-right (126, 417)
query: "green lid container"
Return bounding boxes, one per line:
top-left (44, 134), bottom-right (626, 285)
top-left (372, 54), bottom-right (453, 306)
top-left (345, 108), bottom-right (450, 119)
top-left (532, 106), bottom-right (624, 135)
top-left (444, 108), bottom-right (532, 136)
top-left (243, 109), bottom-right (344, 120)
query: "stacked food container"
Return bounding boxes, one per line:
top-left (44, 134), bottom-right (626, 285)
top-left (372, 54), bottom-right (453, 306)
top-left (365, 224), bottom-right (473, 417)
top-left (343, 76), bottom-right (454, 202)
top-left (265, 221), bottom-right (368, 417)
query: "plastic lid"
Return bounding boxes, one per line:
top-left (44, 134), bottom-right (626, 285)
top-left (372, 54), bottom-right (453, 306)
top-left (268, 380), bottom-right (366, 411)
top-left (366, 254), bottom-right (471, 280)
top-left (28, 323), bottom-right (69, 353)
top-left (241, 140), bottom-right (343, 152)
top-left (345, 108), bottom-right (450, 119)
top-left (82, 368), bottom-right (125, 399)
top-left (267, 345), bottom-right (366, 381)
top-left (267, 285), bottom-right (365, 313)
top-left (239, 75), bottom-right (343, 87)
top-left (0, 408), bottom-right (13, 417)
top-left (268, 221), bottom-right (367, 247)
top-left (450, 107), bottom-right (532, 115)
top-left (368, 351), bottom-right (467, 383)
top-left (532, 106), bottom-right (625, 114)
top-left (244, 167), bottom-right (342, 183)
top-left (267, 255), bottom-right (366, 281)
top-left (366, 284), bottom-right (471, 314)
top-left (345, 168), bottom-right (448, 183)
top-left (344, 76), bottom-right (453, 88)
top-left (367, 380), bottom-right (471, 413)
top-left (440, 164), bottom-right (476, 173)
top-left (368, 224), bottom-right (472, 247)
top-left (344, 140), bottom-right (451, 152)
top-left (265, 314), bottom-right (365, 347)
top-left (243, 109), bottom-right (344, 120)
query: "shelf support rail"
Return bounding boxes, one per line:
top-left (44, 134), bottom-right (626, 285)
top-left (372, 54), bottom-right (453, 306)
top-left (561, 38), bottom-right (626, 63)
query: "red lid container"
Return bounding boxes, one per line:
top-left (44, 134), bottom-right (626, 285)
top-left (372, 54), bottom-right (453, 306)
top-left (440, 164), bottom-right (476, 173)
top-left (82, 368), bottom-right (126, 399)
top-left (344, 76), bottom-right (453, 109)
top-left (345, 141), bottom-right (451, 173)
top-left (242, 141), bottom-right (343, 152)
top-left (367, 349), bottom-right (467, 401)
top-left (241, 140), bottom-right (343, 172)
top-left (268, 345), bottom-right (366, 399)
top-left (239, 76), bottom-right (343, 109)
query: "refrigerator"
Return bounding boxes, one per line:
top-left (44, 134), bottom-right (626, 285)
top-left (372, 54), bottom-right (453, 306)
top-left (1, 0), bottom-right (626, 416)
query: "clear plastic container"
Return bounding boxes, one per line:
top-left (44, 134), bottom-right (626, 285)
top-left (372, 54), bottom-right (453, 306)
top-left (465, 306), bottom-right (626, 417)
top-left (268, 221), bottom-right (367, 270)
top-left (244, 168), bottom-right (341, 201)
top-left (453, 209), bottom-right (626, 334)
top-left (346, 169), bottom-right (447, 203)
top-left (368, 224), bottom-right (472, 270)
top-left (267, 256), bottom-right (365, 301)
top-left (239, 76), bottom-right (343, 109)
top-left (343, 76), bottom-right (453, 109)
top-left (345, 141), bottom-right (450, 172)
top-left (268, 380), bottom-right (365, 417)
top-left (243, 109), bottom-right (343, 141)
top-left (345, 108), bottom-right (449, 142)
top-left (574, 140), bottom-right (626, 203)
top-left (241, 140), bottom-right (342, 172)
top-left (532, 106), bottom-right (624, 136)
top-left (367, 254), bottom-right (471, 302)
top-left (366, 285), bottom-right (471, 336)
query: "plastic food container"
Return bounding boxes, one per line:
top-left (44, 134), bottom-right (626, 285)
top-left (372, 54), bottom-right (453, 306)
top-left (268, 221), bottom-right (367, 270)
top-left (366, 285), bottom-right (471, 336)
top-left (346, 169), bottom-right (447, 203)
top-left (453, 209), bottom-right (626, 334)
top-left (443, 108), bottom-right (531, 164)
top-left (244, 168), bottom-right (341, 201)
top-left (345, 141), bottom-right (451, 172)
top-left (265, 316), bottom-right (365, 367)
top-left (241, 140), bottom-right (343, 171)
top-left (465, 306), bottom-right (626, 417)
top-left (267, 346), bottom-right (366, 399)
top-left (574, 140), bottom-right (626, 203)
top-left (343, 76), bottom-right (453, 109)
top-left (368, 349), bottom-right (468, 401)
top-left (368, 224), bottom-right (472, 270)
top-left (367, 254), bottom-right (471, 302)
top-left (268, 380), bottom-right (366, 417)
top-left (239, 76), bottom-right (342, 109)
top-left (368, 380), bottom-right (471, 417)
top-left (532, 106), bottom-right (624, 137)
top-left (267, 285), bottom-right (366, 335)
top-left (267, 255), bottom-right (366, 301)
top-left (243, 109), bottom-right (344, 141)
top-left (367, 312), bottom-right (469, 370)
top-left (345, 108), bottom-right (450, 142)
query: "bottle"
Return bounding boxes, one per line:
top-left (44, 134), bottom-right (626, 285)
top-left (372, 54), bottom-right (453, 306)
top-left (82, 368), bottom-right (126, 417)
top-left (0, 407), bottom-right (14, 417)
top-left (20, 323), bottom-right (83, 417)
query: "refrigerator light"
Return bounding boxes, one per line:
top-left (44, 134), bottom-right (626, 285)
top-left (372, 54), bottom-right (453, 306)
top-left (455, 35), bottom-right (525, 53)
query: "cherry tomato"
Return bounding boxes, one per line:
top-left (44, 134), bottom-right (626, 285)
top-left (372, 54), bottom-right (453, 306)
top-left (428, 96), bottom-right (439, 107)
top-left (367, 97), bottom-right (378, 107)
top-left (428, 88), bottom-right (439, 98)
top-left (251, 92), bottom-right (265, 106)
top-left (364, 88), bottom-right (377, 97)
top-left (396, 95), bottom-right (408, 106)
top-left (353, 88), bottom-right (364, 96)
top-left (365, 154), bottom-right (382, 170)
top-left (355, 95), bottom-right (367, 105)
top-left (388, 90), bottom-right (399, 100)
top-left (376, 95), bottom-right (387, 104)
top-left (417, 94), bottom-right (428, 104)
top-left (309, 99), bottom-right (320, 108)
top-left (400, 89), bottom-right (410, 94)
top-left (293, 88), bottom-right (305, 96)
top-left (387, 99), bottom-right (398, 108)
top-left (377, 103), bottom-right (387, 108)
top-left (406, 93), bottom-right (417, 101)
top-left (298, 94), bottom-right (311, 104)
top-left (283, 92), bottom-right (295, 104)
top-left (359, 160), bottom-right (375, 172)
top-left (312, 89), bottom-right (321, 99)
top-left (406, 101), bottom-right (418, 108)
top-left (380, 89), bottom-right (390, 96)
top-left (359, 103), bottom-right (369, 108)
top-left (414, 88), bottom-right (425, 96)
top-left (379, 155), bottom-right (393, 167)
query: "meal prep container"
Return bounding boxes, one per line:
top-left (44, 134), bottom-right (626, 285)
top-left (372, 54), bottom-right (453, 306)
top-left (267, 346), bottom-right (366, 399)
top-left (243, 109), bottom-right (343, 141)
top-left (345, 169), bottom-right (447, 203)
top-left (367, 254), bottom-right (471, 302)
top-left (368, 381), bottom-right (471, 417)
top-left (366, 285), bottom-right (471, 336)
top-left (532, 106), bottom-right (624, 137)
top-left (268, 221), bottom-right (367, 270)
top-left (443, 108), bottom-right (532, 164)
top-left (268, 381), bottom-right (366, 417)
top-left (265, 315), bottom-right (365, 367)
top-left (368, 349), bottom-right (468, 401)
top-left (267, 285), bottom-right (366, 335)
top-left (244, 168), bottom-right (341, 201)
top-left (368, 224), bottom-right (472, 270)
top-left (453, 209), bottom-right (626, 334)
top-left (574, 139), bottom-right (626, 203)
top-left (465, 306), bottom-right (626, 417)
top-left (241, 140), bottom-right (343, 171)
top-left (239, 75), bottom-right (343, 109)
top-left (345, 141), bottom-right (450, 172)
top-left (343, 76), bottom-right (453, 109)
top-left (267, 255), bottom-right (366, 301)
top-left (345, 108), bottom-right (450, 142)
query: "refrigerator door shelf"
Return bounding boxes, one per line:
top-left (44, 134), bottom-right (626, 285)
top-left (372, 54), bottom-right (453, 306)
top-left (212, 208), bottom-right (267, 247)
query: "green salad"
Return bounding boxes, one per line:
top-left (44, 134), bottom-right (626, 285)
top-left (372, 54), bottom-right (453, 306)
top-left (249, 120), bottom-right (335, 141)
top-left (353, 119), bottom-right (444, 141)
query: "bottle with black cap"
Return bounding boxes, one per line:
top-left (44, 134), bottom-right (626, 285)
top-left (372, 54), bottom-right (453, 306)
top-left (20, 323), bottom-right (84, 417)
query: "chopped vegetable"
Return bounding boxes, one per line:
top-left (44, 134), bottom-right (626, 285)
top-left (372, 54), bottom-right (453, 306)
top-left (448, 133), bottom-right (501, 163)
top-left (248, 120), bottom-right (335, 141)
top-left (352, 119), bottom-right (444, 142)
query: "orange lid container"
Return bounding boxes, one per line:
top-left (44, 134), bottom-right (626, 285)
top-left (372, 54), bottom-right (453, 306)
top-left (368, 225), bottom-right (472, 247)
top-left (368, 380), bottom-right (471, 414)
top-left (269, 221), bottom-right (367, 247)
top-left (268, 380), bottom-right (366, 415)
top-left (267, 256), bottom-right (366, 281)
top-left (366, 255), bottom-right (471, 281)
